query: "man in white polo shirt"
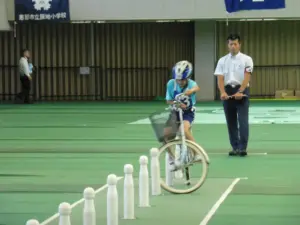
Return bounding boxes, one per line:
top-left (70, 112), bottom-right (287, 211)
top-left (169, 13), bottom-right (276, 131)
top-left (17, 49), bottom-right (32, 104)
top-left (214, 34), bottom-right (254, 157)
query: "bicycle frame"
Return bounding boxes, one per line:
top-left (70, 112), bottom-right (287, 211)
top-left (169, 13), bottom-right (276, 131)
top-left (162, 101), bottom-right (210, 189)
top-left (172, 106), bottom-right (190, 183)
top-left (178, 107), bottom-right (186, 145)
top-left (166, 101), bottom-right (189, 148)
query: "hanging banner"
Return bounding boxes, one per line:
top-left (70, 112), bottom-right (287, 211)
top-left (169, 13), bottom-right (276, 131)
top-left (15, 0), bottom-right (70, 22)
top-left (225, 0), bottom-right (286, 13)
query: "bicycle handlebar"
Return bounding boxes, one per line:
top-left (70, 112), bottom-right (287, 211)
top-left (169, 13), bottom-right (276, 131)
top-left (226, 94), bottom-right (248, 99)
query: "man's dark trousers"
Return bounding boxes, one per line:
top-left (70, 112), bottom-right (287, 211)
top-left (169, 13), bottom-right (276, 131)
top-left (223, 85), bottom-right (249, 152)
top-left (19, 76), bottom-right (31, 103)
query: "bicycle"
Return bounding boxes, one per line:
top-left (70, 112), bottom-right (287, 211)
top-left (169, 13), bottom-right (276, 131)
top-left (149, 98), bottom-right (210, 194)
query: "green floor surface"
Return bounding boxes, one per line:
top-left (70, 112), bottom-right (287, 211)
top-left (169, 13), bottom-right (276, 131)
top-left (208, 195), bottom-right (300, 225)
top-left (44, 178), bottom-right (235, 225)
top-left (0, 101), bottom-right (299, 225)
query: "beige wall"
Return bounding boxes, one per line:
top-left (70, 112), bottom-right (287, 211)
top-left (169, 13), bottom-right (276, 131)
top-left (0, 0), bottom-right (10, 30)
top-left (194, 21), bottom-right (216, 101)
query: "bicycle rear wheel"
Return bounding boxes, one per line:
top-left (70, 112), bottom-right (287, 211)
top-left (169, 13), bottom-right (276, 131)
top-left (158, 139), bottom-right (209, 194)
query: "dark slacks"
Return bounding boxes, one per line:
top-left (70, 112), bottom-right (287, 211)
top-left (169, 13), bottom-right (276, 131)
top-left (19, 76), bottom-right (31, 103)
top-left (223, 85), bottom-right (249, 151)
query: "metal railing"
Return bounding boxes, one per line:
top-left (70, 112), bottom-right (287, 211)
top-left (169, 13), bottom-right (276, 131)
top-left (0, 66), bottom-right (170, 102)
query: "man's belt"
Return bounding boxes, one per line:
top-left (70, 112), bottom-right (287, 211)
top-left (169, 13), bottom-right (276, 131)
top-left (225, 84), bottom-right (241, 88)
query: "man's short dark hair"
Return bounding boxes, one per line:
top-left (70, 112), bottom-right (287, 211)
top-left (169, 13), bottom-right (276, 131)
top-left (227, 34), bottom-right (241, 43)
top-left (21, 48), bottom-right (29, 56)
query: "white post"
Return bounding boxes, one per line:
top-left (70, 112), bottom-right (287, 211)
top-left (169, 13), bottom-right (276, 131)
top-left (83, 187), bottom-right (96, 225)
top-left (139, 155), bottom-right (150, 207)
top-left (123, 164), bottom-right (135, 219)
top-left (150, 148), bottom-right (161, 195)
top-left (59, 202), bottom-right (71, 225)
top-left (26, 219), bottom-right (39, 225)
top-left (165, 152), bottom-right (174, 186)
top-left (174, 144), bottom-right (183, 179)
top-left (107, 174), bottom-right (118, 225)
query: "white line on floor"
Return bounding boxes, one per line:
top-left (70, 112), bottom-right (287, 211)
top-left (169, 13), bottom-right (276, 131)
top-left (211, 152), bottom-right (267, 156)
top-left (39, 176), bottom-right (123, 225)
top-left (199, 177), bottom-right (247, 225)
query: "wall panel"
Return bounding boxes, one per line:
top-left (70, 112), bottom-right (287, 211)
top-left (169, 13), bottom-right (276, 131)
top-left (216, 20), bottom-right (300, 97)
top-left (0, 22), bottom-right (194, 101)
top-left (93, 22), bottom-right (194, 100)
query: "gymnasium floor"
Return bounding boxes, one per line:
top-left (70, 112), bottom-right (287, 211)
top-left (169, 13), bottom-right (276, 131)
top-left (0, 101), bottom-right (300, 225)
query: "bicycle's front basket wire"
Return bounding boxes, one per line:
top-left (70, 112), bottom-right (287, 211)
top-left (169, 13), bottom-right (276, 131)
top-left (149, 109), bottom-right (179, 143)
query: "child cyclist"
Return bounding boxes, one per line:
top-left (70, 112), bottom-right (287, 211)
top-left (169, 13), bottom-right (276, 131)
top-left (165, 60), bottom-right (201, 171)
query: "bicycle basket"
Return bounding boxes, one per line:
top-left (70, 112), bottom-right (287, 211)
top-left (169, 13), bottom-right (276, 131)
top-left (149, 109), bottom-right (179, 143)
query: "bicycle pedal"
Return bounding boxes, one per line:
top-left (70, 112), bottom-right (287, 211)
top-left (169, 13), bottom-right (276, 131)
top-left (185, 180), bottom-right (191, 186)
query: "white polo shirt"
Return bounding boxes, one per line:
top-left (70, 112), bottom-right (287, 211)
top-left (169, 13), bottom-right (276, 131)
top-left (19, 57), bottom-right (30, 77)
top-left (214, 52), bottom-right (254, 86)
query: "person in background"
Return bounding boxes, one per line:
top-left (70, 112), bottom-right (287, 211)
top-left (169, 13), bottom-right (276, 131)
top-left (214, 34), bottom-right (254, 157)
top-left (17, 49), bottom-right (33, 104)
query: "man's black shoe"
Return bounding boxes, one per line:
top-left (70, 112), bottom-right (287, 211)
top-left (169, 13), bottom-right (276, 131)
top-left (239, 150), bottom-right (248, 157)
top-left (229, 150), bottom-right (239, 156)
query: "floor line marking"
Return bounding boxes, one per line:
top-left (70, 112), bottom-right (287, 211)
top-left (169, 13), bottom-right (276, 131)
top-left (210, 153), bottom-right (267, 156)
top-left (199, 177), bottom-right (246, 225)
top-left (40, 176), bottom-right (123, 225)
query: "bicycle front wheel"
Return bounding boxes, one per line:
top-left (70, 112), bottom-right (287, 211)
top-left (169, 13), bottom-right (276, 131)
top-left (158, 140), bottom-right (209, 194)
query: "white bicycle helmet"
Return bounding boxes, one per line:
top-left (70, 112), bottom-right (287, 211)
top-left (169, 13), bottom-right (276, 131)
top-left (172, 60), bottom-right (193, 80)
